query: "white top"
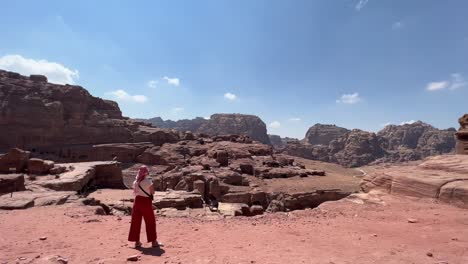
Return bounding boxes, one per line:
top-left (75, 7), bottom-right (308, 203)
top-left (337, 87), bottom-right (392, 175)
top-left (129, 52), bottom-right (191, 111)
top-left (134, 177), bottom-right (153, 198)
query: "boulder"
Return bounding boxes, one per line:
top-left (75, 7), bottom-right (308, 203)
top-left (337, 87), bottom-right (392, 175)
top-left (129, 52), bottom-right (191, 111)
top-left (27, 158), bottom-right (55, 175)
top-left (153, 191), bottom-right (203, 209)
top-left (215, 150), bottom-right (229, 166)
top-left (249, 205), bottom-right (264, 216)
top-left (193, 180), bottom-right (205, 195)
top-left (218, 202), bottom-right (249, 216)
top-left (0, 174), bottom-right (26, 194)
top-left (0, 148), bottom-right (30, 173)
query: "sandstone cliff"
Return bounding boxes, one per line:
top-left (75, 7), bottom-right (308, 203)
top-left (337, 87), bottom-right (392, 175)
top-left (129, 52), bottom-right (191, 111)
top-left (0, 70), bottom-right (179, 152)
top-left (143, 114), bottom-right (271, 145)
top-left (283, 122), bottom-right (455, 167)
top-left (304, 124), bottom-right (349, 145)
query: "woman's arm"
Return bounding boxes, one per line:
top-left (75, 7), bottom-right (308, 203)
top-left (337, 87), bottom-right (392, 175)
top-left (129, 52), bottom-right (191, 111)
top-left (149, 184), bottom-right (155, 195)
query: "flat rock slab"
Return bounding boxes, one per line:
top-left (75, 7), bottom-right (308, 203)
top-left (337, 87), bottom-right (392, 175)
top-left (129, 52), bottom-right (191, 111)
top-left (35, 161), bottom-right (123, 192)
top-left (0, 191), bottom-right (75, 210)
top-left (154, 191), bottom-right (203, 209)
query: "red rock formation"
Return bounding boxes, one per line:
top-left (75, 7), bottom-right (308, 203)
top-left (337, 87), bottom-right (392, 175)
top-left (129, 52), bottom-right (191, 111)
top-left (141, 114), bottom-right (271, 145)
top-left (0, 70), bottom-right (179, 153)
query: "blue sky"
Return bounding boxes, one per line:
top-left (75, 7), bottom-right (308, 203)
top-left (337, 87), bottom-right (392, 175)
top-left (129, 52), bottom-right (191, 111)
top-left (0, 0), bottom-right (467, 138)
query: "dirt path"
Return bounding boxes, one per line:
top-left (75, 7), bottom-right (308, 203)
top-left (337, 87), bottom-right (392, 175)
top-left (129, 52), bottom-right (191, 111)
top-left (1, 194), bottom-right (467, 264)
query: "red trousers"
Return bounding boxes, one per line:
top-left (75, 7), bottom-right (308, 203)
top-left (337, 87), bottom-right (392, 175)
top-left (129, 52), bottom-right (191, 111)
top-left (128, 195), bottom-right (157, 242)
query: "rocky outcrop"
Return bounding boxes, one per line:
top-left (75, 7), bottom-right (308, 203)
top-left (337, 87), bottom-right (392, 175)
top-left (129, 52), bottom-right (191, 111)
top-left (35, 161), bottom-right (125, 192)
top-left (304, 124), bottom-right (349, 145)
top-left (145, 117), bottom-right (207, 132)
top-left (269, 135), bottom-right (298, 149)
top-left (0, 70), bottom-right (179, 152)
top-left (142, 114), bottom-right (271, 145)
top-left (283, 122), bottom-right (455, 167)
top-left (377, 121), bottom-right (456, 163)
top-left (0, 148), bottom-right (30, 173)
top-left (330, 129), bottom-right (385, 167)
top-left (27, 158), bottom-right (54, 175)
top-left (455, 114), bottom-right (468, 154)
top-left (0, 174), bottom-right (26, 194)
top-left (361, 155), bottom-right (468, 209)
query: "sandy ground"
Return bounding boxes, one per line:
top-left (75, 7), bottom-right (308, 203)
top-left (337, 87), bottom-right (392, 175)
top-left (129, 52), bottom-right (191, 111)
top-left (1, 193), bottom-right (467, 264)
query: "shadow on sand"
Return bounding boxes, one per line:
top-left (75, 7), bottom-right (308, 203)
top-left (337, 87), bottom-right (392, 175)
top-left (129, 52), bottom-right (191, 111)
top-left (136, 246), bottom-right (166, 256)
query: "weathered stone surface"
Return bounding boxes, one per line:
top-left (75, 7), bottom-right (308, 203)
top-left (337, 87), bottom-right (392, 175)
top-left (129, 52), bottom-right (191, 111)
top-left (153, 191), bottom-right (203, 209)
top-left (0, 174), bottom-right (26, 194)
top-left (27, 158), bottom-right (54, 175)
top-left (0, 191), bottom-right (75, 210)
top-left (0, 148), bottom-right (30, 173)
top-left (361, 155), bottom-right (468, 208)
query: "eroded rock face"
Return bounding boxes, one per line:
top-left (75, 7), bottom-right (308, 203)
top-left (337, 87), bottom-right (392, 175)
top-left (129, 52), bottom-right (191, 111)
top-left (283, 122), bottom-right (455, 167)
top-left (0, 148), bottom-right (30, 173)
top-left (304, 124), bottom-right (349, 146)
top-left (330, 130), bottom-right (385, 167)
top-left (0, 70), bottom-right (179, 152)
top-left (377, 121), bottom-right (456, 162)
top-left (269, 135), bottom-right (298, 149)
top-left (141, 114), bottom-right (271, 145)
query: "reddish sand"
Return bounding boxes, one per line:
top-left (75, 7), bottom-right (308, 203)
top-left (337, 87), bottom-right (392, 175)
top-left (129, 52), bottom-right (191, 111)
top-left (1, 194), bottom-right (467, 264)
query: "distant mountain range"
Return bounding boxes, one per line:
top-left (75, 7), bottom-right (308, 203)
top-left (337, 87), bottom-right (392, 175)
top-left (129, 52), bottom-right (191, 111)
top-left (139, 116), bottom-right (457, 167)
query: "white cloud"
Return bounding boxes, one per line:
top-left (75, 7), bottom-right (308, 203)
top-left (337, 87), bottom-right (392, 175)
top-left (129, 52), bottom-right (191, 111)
top-left (172, 107), bottom-right (184, 113)
top-left (163, 76), bottom-right (180, 86)
top-left (426, 81), bottom-right (449, 91)
top-left (0, 54), bottom-right (79, 84)
top-left (107, 89), bottom-right (148, 103)
top-left (336, 93), bottom-right (362, 104)
top-left (289, 118), bottom-right (301, 122)
top-left (224, 92), bottom-right (237, 101)
top-left (449, 73), bottom-right (467, 90)
top-left (147, 80), bottom-right (158, 88)
top-left (355, 0), bottom-right (370, 11)
top-left (400, 120), bottom-right (416, 125)
top-left (204, 116), bottom-right (210, 120)
top-left (268, 121), bottom-right (281, 129)
top-left (392, 21), bottom-right (403, 30)
top-left (426, 73), bottom-right (467, 91)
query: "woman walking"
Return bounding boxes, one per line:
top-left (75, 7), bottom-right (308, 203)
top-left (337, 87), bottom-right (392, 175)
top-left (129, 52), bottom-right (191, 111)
top-left (128, 166), bottom-right (162, 248)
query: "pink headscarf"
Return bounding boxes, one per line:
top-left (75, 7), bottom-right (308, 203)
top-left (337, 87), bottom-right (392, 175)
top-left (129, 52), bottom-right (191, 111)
top-left (133, 166), bottom-right (149, 194)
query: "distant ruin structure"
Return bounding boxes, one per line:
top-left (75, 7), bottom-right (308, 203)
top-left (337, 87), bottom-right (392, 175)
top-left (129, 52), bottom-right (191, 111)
top-left (456, 114), bottom-right (468, 154)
